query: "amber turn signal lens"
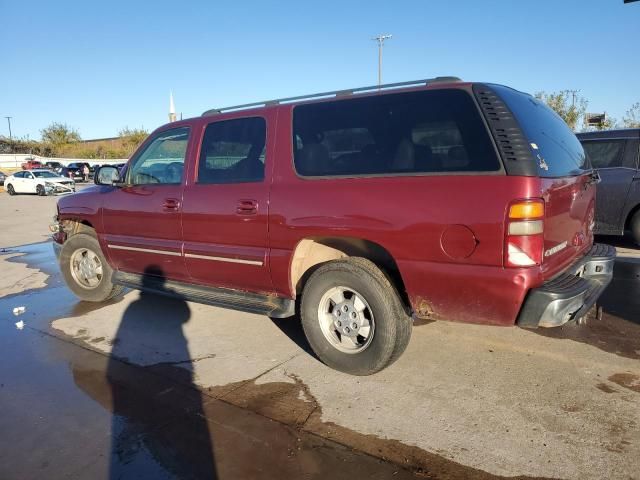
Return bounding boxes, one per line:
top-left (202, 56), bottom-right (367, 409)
top-left (509, 201), bottom-right (544, 219)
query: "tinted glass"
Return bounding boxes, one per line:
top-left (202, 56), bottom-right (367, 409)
top-left (127, 127), bottom-right (190, 185)
top-left (493, 85), bottom-right (588, 177)
top-left (32, 171), bottom-right (58, 178)
top-left (292, 89), bottom-right (500, 177)
top-left (13, 171), bottom-right (25, 178)
top-left (581, 140), bottom-right (626, 169)
top-left (198, 117), bottom-right (266, 184)
top-left (625, 140), bottom-right (640, 169)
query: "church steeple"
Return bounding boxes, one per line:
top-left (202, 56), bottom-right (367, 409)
top-left (169, 91), bottom-right (177, 122)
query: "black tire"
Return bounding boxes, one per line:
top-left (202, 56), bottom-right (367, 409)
top-left (300, 257), bottom-right (412, 375)
top-left (6, 184), bottom-right (16, 195)
top-left (36, 184), bottom-right (46, 196)
top-left (59, 233), bottom-right (124, 302)
top-left (631, 210), bottom-right (640, 246)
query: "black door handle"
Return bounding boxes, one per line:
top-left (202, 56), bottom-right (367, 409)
top-left (163, 198), bottom-right (181, 211)
top-left (236, 199), bottom-right (258, 215)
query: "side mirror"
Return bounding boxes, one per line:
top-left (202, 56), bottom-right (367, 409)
top-left (95, 165), bottom-right (122, 186)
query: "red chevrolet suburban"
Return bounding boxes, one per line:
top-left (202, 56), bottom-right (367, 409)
top-left (52, 78), bottom-right (615, 375)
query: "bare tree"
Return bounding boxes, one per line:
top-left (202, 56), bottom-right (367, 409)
top-left (534, 90), bottom-right (587, 131)
top-left (119, 127), bottom-right (149, 155)
top-left (622, 102), bottom-right (640, 128)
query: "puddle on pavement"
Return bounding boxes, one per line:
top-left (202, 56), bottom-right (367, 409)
top-left (2, 315), bottom-right (434, 479)
top-left (0, 241), bottom-right (631, 479)
top-left (196, 376), bottom-right (552, 480)
top-left (1, 241), bottom-right (58, 280)
top-left (0, 242), bottom-right (125, 332)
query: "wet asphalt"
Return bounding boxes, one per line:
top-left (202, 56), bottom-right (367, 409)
top-left (0, 240), bottom-right (639, 479)
top-left (0, 243), bottom-right (423, 480)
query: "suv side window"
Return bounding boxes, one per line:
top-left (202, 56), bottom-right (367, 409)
top-left (198, 117), bottom-right (266, 184)
top-left (582, 140), bottom-right (626, 169)
top-left (127, 127), bottom-right (190, 185)
top-left (292, 89), bottom-right (500, 177)
top-left (625, 139), bottom-right (640, 169)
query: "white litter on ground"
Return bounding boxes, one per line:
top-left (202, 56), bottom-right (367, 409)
top-left (12, 306), bottom-right (26, 316)
top-left (15, 320), bottom-right (25, 330)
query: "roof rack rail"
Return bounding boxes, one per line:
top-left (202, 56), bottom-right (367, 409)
top-left (202, 76), bottom-right (462, 116)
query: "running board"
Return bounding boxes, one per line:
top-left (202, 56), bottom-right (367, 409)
top-left (113, 271), bottom-right (295, 318)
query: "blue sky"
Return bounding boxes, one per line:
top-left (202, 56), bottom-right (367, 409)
top-left (1, 0), bottom-right (638, 140)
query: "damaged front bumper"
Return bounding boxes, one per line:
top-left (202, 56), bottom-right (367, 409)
top-left (517, 243), bottom-right (616, 328)
top-left (50, 215), bottom-right (68, 259)
top-left (44, 182), bottom-right (75, 195)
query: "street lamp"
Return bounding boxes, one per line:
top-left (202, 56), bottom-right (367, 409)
top-left (4, 116), bottom-right (12, 141)
top-left (372, 34), bottom-right (392, 87)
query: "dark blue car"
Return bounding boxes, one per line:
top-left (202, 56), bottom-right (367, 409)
top-left (578, 128), bottom-right (640, 245)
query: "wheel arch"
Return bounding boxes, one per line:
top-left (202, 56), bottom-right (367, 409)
top-left (624, 202), bottom-right (640, 230)
top-left (289, 236), bottom-right (410, 310)
top-left (59, 218), bottom-right (97, 238)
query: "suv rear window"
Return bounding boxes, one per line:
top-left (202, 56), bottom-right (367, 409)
top-left (292, 89), bottom-right (500, 177)
top-left (492, 85), bottom-right (588, 178)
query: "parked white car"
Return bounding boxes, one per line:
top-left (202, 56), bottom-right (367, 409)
top-left (5, 169), bottom-right (76, 196)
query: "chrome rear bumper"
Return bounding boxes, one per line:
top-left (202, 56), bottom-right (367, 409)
top-left (517, 243), bottom-right (615, 328)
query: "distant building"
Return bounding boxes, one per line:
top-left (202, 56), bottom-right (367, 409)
top-left (78, 136), bottom-right (120, 146)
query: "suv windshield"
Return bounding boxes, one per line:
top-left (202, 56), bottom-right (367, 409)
top-left (33, 171), bottom-right (59, 178)
top-left (492, 85), bottom-right (588, 177)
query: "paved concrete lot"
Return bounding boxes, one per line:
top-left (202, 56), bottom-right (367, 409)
top-left (1, 190), bottom-right (639, 479)
top-left (0, 185), bottom-right (92, 248)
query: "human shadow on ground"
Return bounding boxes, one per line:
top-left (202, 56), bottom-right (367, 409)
top-left (102, 265), bottom-right (218, 479)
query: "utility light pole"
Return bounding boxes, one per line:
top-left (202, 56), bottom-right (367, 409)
top-left (567, 90), bottom-right (579, 109)
top-left (372, 34), bottom-right (392, 87)
top-left (4, 116), bottom-right (12, 141)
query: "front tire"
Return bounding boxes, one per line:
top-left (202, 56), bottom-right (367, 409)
top-left (300, 258), bottom-right (412, 375)
top-left (6, 184), bottom-right (16, 195)
top-left (36, 184), bottom-right (46, 196)
top-left (59, 233), bottom-right (124, 302)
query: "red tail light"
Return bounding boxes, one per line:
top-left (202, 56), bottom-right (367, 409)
top-left (505, 200), bottom-right (544, 268)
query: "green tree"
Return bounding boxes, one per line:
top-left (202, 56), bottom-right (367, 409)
top-left (534, 90), bottom-right (587, 131)
top-left (40, 122), bottom-right (81, 146)
top-left (119, 127), bottom-right (148, 155)
top-left (622, 102), bottom-right (640, 128)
